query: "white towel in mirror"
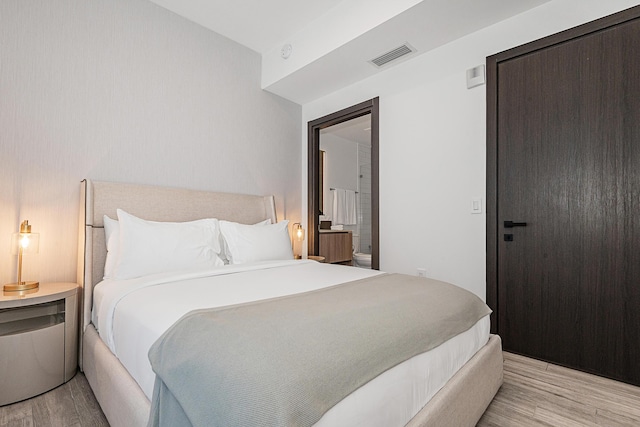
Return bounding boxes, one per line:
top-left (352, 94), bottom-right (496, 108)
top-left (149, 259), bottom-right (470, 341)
top-left (332, 188), bottom-right (357, 225)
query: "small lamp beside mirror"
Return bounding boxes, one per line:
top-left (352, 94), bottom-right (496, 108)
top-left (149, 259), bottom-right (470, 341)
top-left (292, 223), bottom-right (305, 259)
top-left (293, 223), bottom-right (305, 242)
top-left (4, 220), bottom-right (40, 292)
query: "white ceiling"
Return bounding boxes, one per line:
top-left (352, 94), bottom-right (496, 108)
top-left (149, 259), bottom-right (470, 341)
top-left (148, 0), bottom-right (551, 104)
top-left (148, 0), bottom-right (346, 54)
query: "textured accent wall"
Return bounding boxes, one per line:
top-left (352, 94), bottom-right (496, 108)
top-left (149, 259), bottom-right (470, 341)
top-left (0, 0), bottom-right (301, 285)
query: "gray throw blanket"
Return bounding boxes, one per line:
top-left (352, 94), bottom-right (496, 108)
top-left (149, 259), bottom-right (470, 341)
top-left (147, 273), bottom-right (491, 427)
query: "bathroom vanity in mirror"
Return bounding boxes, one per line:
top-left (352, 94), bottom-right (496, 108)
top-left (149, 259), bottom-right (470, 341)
top-left (318, 230), bottom-right (352, 265)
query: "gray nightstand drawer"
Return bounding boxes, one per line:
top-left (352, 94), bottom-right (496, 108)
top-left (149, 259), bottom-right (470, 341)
top-left (0, 322), bottom-right (65, 405)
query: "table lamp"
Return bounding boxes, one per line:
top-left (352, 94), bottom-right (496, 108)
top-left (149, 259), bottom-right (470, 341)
top-left (292, 223), bottom-right (305, 259)
top-left (4, 220), bottom-right (40, 292)
top-left (293, 223), bottom-right (305, 242)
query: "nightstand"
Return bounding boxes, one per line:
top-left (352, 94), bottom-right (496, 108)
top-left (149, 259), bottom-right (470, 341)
top-left (0, 282), bottom-right (78, 406)
top-left (307, 255), bottom-right (326, 263)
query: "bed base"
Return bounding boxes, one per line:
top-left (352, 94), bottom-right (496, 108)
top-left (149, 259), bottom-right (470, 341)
top-left (83, 326), bottom-right (502, 427)
top-left (83, 325), bottom-right (150, 427)
top-left (407, 334), bottom-right (503, 427)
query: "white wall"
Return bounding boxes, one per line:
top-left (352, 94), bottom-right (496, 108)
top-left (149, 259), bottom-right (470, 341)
top-left (302, 0), bottom-right (639, 300)
top-left (0, 0), bottom-right (301, 285)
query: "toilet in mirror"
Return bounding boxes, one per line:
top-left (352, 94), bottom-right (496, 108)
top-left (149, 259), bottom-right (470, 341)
top-left (352, 234), bottom-right (372, 269)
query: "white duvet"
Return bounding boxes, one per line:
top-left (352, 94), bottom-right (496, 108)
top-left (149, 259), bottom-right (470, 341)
top-left (92, 260), bottom-right (489, 427)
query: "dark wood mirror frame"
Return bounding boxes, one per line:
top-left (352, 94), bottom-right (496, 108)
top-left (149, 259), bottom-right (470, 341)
top-left (307, 97), bottom-right (379, 269)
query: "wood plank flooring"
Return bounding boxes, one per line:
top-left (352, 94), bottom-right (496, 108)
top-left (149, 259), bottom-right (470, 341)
top-left (478, 352), bottom-right (640, 426)
top-left (0, 372), bottom-right (108, 427)
top-left (2, 352), bottom-right (639, 426)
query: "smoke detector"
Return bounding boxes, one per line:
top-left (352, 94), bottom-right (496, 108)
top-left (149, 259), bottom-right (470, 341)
top-left (281, 44), bottom-right (292, 59)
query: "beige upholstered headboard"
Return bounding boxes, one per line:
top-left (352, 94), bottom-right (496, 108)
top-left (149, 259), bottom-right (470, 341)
top-left (76, 179), bottom-right (277, 335)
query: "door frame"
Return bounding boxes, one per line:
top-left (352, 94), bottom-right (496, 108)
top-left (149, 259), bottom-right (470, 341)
top-left (307, 97), bottom-right (379, 269)
top-left (486, 5), bottom-right (640, 334)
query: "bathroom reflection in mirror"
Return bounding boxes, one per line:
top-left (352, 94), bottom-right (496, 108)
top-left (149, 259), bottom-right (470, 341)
top-left (319, 114), bottom-right (372, 269)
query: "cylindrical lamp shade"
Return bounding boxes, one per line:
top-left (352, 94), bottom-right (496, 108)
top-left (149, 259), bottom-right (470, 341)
top-left (4, 220), bottom-right (40, 292)
top-left (11, 231), bottom-right (40, 255)
top-left (294, 224), bottom-right (305, 241)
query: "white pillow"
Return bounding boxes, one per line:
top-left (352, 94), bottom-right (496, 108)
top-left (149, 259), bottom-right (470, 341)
top-left (103, 215), bottom-right (120, 279)
top-left (112, 209), bottom-right (224, 279)
top-left (218, 219), bottom-right (271, 264)
top-left (219, 220), bottom-right (293, 264)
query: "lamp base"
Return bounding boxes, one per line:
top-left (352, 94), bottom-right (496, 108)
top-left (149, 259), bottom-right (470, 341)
top-left (3, 281), bottom-right (39, 292)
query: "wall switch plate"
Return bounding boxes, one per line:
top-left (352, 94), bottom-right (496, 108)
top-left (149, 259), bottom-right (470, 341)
top-left (471, 198), bottom-right (483, 214)
top-left (417, 268), bottom-right (426, 277)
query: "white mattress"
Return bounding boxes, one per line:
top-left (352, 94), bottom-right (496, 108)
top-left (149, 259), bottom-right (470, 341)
top-left (92, 260), bottom-right (489, 427)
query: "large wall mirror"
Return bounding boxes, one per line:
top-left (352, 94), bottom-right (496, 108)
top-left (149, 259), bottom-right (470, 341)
top-left (307, 98), bottom-right (379, 269)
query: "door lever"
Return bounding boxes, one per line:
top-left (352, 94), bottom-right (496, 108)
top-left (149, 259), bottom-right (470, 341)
top-left (504, 221), bottom-right (527, 228)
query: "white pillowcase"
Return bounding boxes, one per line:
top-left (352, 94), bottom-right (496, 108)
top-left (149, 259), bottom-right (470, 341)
top-left (103, 215), bottom-right (120, 279)
top-left (219, 220), bottom-right (293, 264)
top-left (110, 209), bottom-right (224, 279)
top-left (218, 218), bottom-right (271, 264)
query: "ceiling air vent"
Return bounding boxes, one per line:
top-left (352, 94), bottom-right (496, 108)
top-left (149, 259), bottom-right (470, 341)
top-left (370, 43), bottom-right (415, 68)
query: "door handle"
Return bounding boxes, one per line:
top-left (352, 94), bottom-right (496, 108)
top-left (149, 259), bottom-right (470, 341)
top-left (504, 221), bottom-right (527, 228)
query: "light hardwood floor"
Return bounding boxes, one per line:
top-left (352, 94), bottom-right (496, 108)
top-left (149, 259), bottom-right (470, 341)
top-left (0, 372), bottom-right (108, 427)
top-left (2, 352), bottom-right (639, 426)
top-left (478, 352), bottom-right (640, 426)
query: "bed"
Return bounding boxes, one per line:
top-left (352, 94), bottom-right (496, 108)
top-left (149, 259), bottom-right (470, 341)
top-left (77, 179), bottom-right (503, 427)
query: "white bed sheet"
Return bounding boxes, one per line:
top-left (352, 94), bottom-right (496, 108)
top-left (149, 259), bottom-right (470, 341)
top-left (92, 260), bottom-right (489, 427)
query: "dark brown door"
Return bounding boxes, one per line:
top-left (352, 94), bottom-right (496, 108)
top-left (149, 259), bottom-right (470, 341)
top-left (494, 16), bottom-right (640, 385)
